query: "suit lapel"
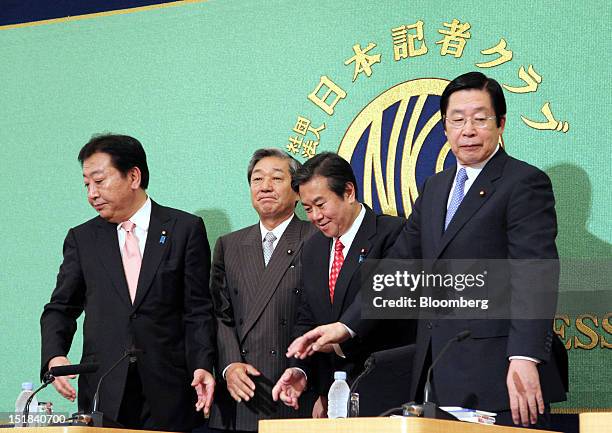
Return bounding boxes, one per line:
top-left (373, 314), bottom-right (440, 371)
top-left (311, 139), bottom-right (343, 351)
top-left (430, 168), bottom-right (455, 254)
top-left (241, 217), bottom-right (303, 341)
top-left (133, 201), bottom-right (173, 310)
top-left (95, 217), bottom-right (132, 306)
top-left (332, 207), bottom-right (375, 320)
top-left (237, 224), bottom-right (266, 307)
top-left (435, 150), bottom-right (506, 258)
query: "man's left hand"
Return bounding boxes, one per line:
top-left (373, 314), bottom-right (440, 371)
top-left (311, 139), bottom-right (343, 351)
top-left (506, 359), bottom-right (544, 427)
top-left (286, 322), bottom-right (351, 359)
top-left (192, 368), bottom-right (216, 417)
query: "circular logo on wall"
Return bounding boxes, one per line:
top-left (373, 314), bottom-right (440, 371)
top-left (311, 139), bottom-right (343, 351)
top-left (338, 78), bottom-right (455, 218)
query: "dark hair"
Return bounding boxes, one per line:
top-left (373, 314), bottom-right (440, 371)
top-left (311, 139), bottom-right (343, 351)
top-left (291, 152), bottom-right (358, 198)
top-left (78, 134), bottom-right (149, 189)
top-left (440, 72), bottom-right (507, 127)
top-left (247, 148), bottom-right (301, 183)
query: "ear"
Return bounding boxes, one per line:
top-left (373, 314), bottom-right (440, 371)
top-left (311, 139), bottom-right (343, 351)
top-left (344, 182), bottom-right (356, 203)
top-left (128, 166), bottom-right (142, 190)
top-left (497, 115), bottom-right (506, 137)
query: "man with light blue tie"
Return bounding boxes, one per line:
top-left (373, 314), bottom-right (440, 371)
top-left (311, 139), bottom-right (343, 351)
top-left (286, 72), bottom-right (568, 429)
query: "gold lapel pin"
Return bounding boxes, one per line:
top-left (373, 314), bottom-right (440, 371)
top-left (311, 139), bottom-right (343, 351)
top-left (479, 190), bottom-right (486, 197)
top-left (287, 249), bottom-right (293, 255)
top-left (159, 230), bottom-right (167, 245)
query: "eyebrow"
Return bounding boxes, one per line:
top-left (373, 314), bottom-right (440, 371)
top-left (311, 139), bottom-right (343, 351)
top-left (252, 167), bottom-right (285, 174)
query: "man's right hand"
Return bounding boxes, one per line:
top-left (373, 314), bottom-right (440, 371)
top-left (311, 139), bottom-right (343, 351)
top-left (48, 356), bottom-right (76, 401)
top-left (271, 368), bottom-right (307, 410)
top-left (225, 362), bottom-right (261, 403)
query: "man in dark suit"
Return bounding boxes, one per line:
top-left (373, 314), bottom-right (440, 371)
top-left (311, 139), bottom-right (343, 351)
top-left (208, 149), bottom-right (317, 432)
top-left (272, 152), bottom-right (414, 416)
top-left (40, 134), bottom-right (215, 431)
top-left (287, 73), bottom-right (568, 428)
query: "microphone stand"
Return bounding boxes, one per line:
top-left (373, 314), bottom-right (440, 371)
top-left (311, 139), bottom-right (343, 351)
top-left (346, 356), bottom-right (375, 417)
top-left (23, 372), bottom-right (55, 427)
top-left (90, 348), bottom-right (139, 427)
top-left (421, 330), bottom-right (471, 419)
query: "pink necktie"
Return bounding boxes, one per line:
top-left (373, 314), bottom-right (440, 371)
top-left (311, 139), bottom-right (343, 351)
top-left (121, 221), bottom-right (142, 303)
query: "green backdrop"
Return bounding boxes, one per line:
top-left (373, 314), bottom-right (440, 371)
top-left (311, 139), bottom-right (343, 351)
top-left (1, 0), bottom-right (610, 415)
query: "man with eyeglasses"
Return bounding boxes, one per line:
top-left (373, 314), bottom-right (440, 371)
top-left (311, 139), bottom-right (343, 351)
top-left (288, 72), bottom-right (568, 429)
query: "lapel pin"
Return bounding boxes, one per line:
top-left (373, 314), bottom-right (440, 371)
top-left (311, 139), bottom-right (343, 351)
top-left (159, 230), bottom-right (167, 245)
top-left (358, 248), bottom-right (368, 263)
top-left (479, 190), bottom-right (486, 197)
top-left (287, 249), bottom-right (293, 255)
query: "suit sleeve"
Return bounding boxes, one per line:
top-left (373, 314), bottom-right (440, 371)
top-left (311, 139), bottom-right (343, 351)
top-left (340, 217), bottom-right (412, 352)
top-left (40, 228), bottom-right (86, 380)
top-left (183, 217), bottom-right (216, 373)
top-left (209, 237), bottom-right (242, 372)
top-left (506, 169), bottom-right (559, 362)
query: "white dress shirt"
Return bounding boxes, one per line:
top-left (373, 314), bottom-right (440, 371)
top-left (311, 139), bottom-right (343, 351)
top-left (116, 196), bottom-right (151, 256)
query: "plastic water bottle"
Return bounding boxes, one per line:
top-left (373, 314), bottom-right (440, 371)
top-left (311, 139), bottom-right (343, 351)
top-left (14, 382), bottom-right (38, 427)
top-left (327, 371), bottom-right (350, 418)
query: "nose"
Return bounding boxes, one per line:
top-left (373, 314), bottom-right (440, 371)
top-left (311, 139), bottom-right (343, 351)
top-left (461, 119), bottom-right (477, 135)
top-left (261, 177), bottom-right (273, 191)
top-left (310, 207), bottom-right (323, 222)
top-left (87, 184), bottom-right (99, 200)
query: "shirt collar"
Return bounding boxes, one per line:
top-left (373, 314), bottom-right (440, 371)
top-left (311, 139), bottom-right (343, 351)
top-left (456, 144), bottom-right (500, 181)
top-left (116, 196), bottom-right (151, 232)
top-left (259, 214), bottom-right (294, 242)
top-left (336, 204), bottom-right (365, 249)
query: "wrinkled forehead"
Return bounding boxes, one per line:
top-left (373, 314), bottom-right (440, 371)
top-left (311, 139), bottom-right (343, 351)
top-left (446, 89), bottom-right (494, 115)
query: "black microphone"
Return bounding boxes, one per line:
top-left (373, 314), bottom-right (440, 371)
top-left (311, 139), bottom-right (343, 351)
top-left (90, 347), bottom-right (142, 427)
top-left (23, 363), bottom-right (100, 426)
top-left (49, 363), bottom-right (99, 378)
top-left (422, 329), bottom-right (470, 419)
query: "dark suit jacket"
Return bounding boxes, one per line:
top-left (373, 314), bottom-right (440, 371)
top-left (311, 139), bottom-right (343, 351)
top-left (209, 216), bottom-right (317, 431)
top-left (294, 205), bottom-right (416, 395)
top-left (387, 148), bottom-right (568, 411)
top-left (40, 201), bottom-right (215, 431)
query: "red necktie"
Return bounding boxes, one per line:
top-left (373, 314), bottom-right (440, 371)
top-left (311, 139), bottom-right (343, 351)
top-left (329, 240), bottom-right (345, 303)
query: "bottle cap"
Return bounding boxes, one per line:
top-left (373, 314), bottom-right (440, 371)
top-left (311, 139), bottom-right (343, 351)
top-left (334, 371), bottom-right (347, 380)
top-left (22, 382), bottom-right (34, 391)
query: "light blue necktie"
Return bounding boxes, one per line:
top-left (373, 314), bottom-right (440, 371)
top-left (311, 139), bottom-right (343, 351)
top-left (262, 232), bottom-right (277, 266)
top-left (445, 167), bottom-right (468, 230)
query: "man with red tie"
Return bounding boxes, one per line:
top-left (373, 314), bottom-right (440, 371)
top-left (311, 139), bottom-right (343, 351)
top-left (40, 134), bottom-right (215, 431)
top-left (271, 152), bottom-right (414, 417)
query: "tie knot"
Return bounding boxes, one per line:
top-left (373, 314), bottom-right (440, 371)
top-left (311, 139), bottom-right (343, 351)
top-left (456, 167), bottom-right (468, 184)
top-left (264, 232), bottom-right (277, 243)
top-left (335, 240), bottom-right (344, 252)
top-left (121, 221), bottom-right (136, 232)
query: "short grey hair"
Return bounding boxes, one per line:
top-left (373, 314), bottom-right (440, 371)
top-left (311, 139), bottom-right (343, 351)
top-left (247, 148), bottom-right (301, 183)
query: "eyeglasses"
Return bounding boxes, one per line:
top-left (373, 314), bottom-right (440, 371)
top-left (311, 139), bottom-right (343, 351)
top-left (444, 116), bottom-right (497, 129)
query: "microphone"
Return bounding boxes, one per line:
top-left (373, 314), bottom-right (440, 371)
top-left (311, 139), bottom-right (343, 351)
top-left (49, 363), bottom-right (99, 378)
top-left (422, 329), bottom-right (471, 419)
top-left (23, 363), bottom-right (100, 426)
top-left (90, 347), bottom-right (142, 427)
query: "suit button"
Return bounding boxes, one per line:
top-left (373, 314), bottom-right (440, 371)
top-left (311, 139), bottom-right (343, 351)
top-left (234, 289), bottom-right (238, 295)
top-left (294, 289), bottom-right (300, 294)
top-left (270, 350), bottom-right (277, 355)
top-left (426, 322), bottom-right (433, 329)
top-left (280, 319), bottom-right (287, 326)
top-left (241, 349), bottom-right (248, 355)
top-left (239, 318), bottom-right (244, 325)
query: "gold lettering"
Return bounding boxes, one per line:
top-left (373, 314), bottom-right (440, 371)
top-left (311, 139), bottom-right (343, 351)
top-left (574, 314), bottom-right (599, 350)
top-left (554, 315), bottom-right (571, 350)
top-left (601, 312), bottom-right (612, 349)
